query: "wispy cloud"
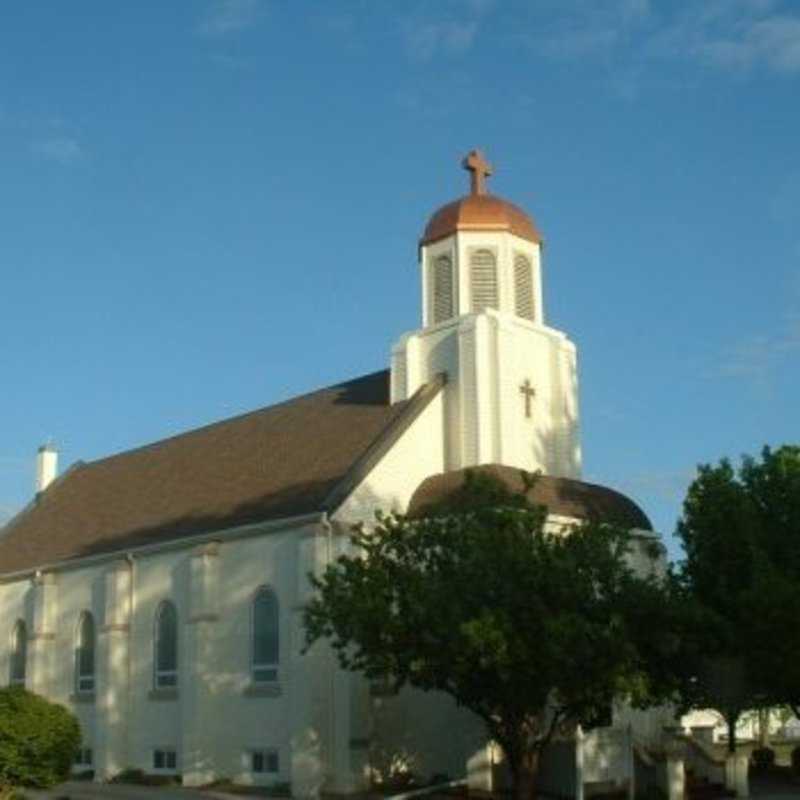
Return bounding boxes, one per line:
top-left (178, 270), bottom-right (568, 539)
top-left (618, 468), bottom-right (695, 504)
top-left (403, 19), bottom-right (478, 62)
top-left (197, 0), bottom-right (262, 37)
top-left (31, 136), bottom-right (83, 165)
top-left (400, 0), bottom-right (498, 62)
top-left (523, 0), bottom-right (651, 62)
top-left (654, 7), bottom-right (800, 74)
top-left (715, 313), bottom-right (800, 383)
top-left (524, 0), bottom-right (800, 78)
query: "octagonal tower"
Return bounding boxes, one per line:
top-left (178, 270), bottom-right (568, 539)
top-left (391, 150), bottom-right (581, 478)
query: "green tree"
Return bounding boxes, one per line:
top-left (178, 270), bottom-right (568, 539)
top-left (676, 445), bottom-right (800, 749)
top-left (304, 472), bottom-right (680, 800)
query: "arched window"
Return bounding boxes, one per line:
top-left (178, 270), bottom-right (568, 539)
top-left (9, 620), bottom-right (26, 687)
top-left (514, 253), bottom-right (535, 321)
top-left (252, 587), bottom-right (279, 684)
top-left (75, 612), bottom-right (95, 693)
top-left (470, 249), bottom-right (498, 312)
top-left (432, 254), bottom-right (454, 323)
top-left (154, 601), bottom-right (178, 689)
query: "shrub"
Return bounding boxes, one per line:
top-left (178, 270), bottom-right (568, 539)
top-left (109, 768), bottom-right (181, 787)
top-left (751, 746), bottom-right (776, 771)
top-left (0, 687), bottom-right (81, 789)
top-left (109, 768), bottom-right (148, 785)
top-left (791, 745), bottom-right (800, 774)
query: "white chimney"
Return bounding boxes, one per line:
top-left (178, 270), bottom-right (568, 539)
top-left (36, 443), bottom-right (58, 494)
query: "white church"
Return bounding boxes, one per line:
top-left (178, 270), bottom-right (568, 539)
top-left (0, 151), bottom-right (668, 795)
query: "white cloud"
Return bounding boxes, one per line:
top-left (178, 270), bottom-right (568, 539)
top-left (32, 137), bottom-right (83, 165)
top-left (404, 20), bottom-right (478, 61)
top-left (197, 0), bottom-right (262, 37)
top-left (751, 16), bottom-right (800, 71)
top-left (525, 1), bottom-right (800, 77)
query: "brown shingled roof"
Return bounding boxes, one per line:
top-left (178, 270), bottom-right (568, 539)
top-left (0, 370), bottom-right (442, 576)
top-left (407, 465), bottom-right (652, 530)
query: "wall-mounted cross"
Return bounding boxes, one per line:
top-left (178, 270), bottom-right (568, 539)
top-left (519, 379), bottom-right (536, 418)
top-left (462, 149), bottom-right (493, 196)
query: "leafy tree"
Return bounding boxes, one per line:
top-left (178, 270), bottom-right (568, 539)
top-left (0, 687), bottom-right (81, 790)
top-left (676, 445), bottom-right (800, 749)
top-left (304, 472), bottom-right (681, 800)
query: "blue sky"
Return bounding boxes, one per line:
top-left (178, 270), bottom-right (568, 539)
top-left (1, 0), bottom-right (798, 559)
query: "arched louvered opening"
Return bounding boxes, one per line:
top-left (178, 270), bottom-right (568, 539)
top-left (154, 601), bottom-right (178, 689)
top-left (432, 254), bottom-right (454, 323)
top-left (470, 249), bottom-right (498, 313)
top-left (75, 612), bottom-right (96, 693)
top-left (10, 620), bottom-right (26, 687)
top-left (252, 586), bottom-right (280, 683)
top-left (514, 253), bottom-right (535, 321)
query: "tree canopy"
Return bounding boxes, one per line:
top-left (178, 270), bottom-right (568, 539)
top-left (675, 445), bottom-right (800, 744)
top-left (304, 471), bottom-right (681, 800)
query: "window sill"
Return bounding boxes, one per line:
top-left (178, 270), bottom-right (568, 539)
top-left (70, 692), bottom-right (96, 704)
top-left (243, 682), bottom-right (282, 698)
top-left (148, 688), bottom-right (179, 701)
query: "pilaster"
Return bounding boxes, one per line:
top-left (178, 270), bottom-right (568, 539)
top-left (181, 541), bottom-right (221, 787)
top-left (96, 559), bottom-right (132, 780)
top-left (28, 572), bottom-right (57, 696)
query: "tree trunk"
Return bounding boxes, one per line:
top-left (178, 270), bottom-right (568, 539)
top-left (512, 749), bottom-right (540, 800)
top-left (727, 715), bottom-right (737, 754)
top-left (758, 707), bottom-right (769, 748)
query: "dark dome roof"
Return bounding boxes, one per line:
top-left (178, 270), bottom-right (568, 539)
top-left (421, 194), bottom-right (542, 247)
top-left (407, 465), bottom-right (652, 531)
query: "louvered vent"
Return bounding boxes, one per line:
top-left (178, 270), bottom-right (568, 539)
top-left (514, 253), bottom-right (535, 320)
top-left (470, 249), bottom-right (498, 312)
top-left (432, 255), bottom-right (454, 323)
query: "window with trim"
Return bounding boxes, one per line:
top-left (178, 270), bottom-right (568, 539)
top-left (470, 248), bottom-right (498, 312)
top-left (514, 253), bottom-right (535, 321)
top-left (154, 601), bottom-right (178, 689)
top-left (252, 587), bottom-right (279, 684)
top-left (74, 748), bottom-right (93, 767)
top-left (9, 620), bottom-right (26, 687)
top-left (432, 254), bottom-right (454, 323)
top-left (153, 748), bottom-right (177, 771)
top-left (251, 748), bottom-right (279, 774)
top-left (75, 612), bottom-right (96, 694)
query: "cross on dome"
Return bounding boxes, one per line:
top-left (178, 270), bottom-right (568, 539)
top-left (462, 149), bottom-right (493, 196)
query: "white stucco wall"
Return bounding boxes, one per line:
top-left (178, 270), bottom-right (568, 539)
top-left (0, 518), bottom-right (328, 790)
top-left (392, 308), bottom-right (580, 477)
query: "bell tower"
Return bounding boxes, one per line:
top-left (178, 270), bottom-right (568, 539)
top-left (391, 150), bottom-right (581, 479)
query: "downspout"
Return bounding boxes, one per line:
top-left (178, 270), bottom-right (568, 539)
top-left (321, 512), bottom-right (337, 786)
top-left (125, 552), bottom-right (136, 771)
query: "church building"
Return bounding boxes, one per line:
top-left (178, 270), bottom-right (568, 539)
top-left (0, 152), bottom-right (664, 795)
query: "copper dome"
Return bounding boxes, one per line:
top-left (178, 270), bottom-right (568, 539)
top-left (421, 193), bottom-right (543, 247)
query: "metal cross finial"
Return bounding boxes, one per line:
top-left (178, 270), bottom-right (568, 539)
top-left (519, 379), bottom-right (536, 418)
top-left (462, 149), bottom-right (493, 196)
